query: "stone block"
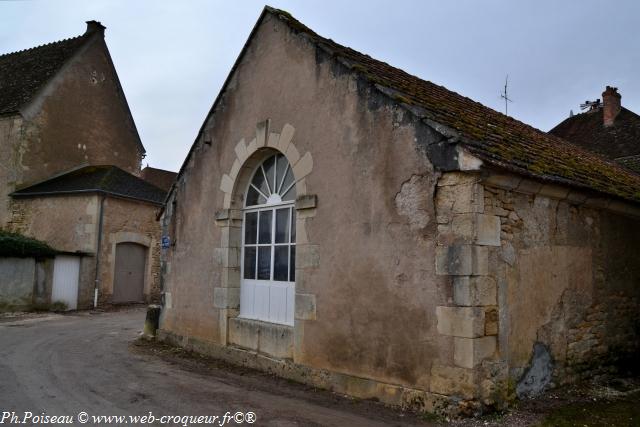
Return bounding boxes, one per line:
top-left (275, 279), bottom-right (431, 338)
top-left (266, 132), bottom-right (280, 148)
top-left (278, 123), bottom-right (295, 153)
top-left (430, 364), bottom-right (477, 399)
top-left (234, 138), bottom-right (248, 163)
top-left (454, 336), bottom-right (496, 368)
top-left (472, 246), bottom-right (489, 275)
top-left (214, 247), bottom-right (240, 268)
top-left (450, 214), bottom-right (474, 242)
top-left (228, 318), bottom-right (293, 359)
top-left (246, 138), bottom-right (258, 155)
top-left (516, 179), bottom-right (542, 194)
top-left (436, 183), bottom-right (484, 215)
top-left (538, 184), bottom-right (570, 200)
top-left (228, 317), bottom-right (259, 351)
top-left (436, 245), bottom-right (472, 276)
top-left (475, 214), bottom-right (500, 246)
top-left (483, 174), bottom-right (521, 190)
top-left (285, 142), bottom-right (301, 166)
top-left (219, 174), bottom-right (234, 194)
top-left (295, 293), bottom-right (316, 320)
top-left (485, 307), bottom-right (498, 336)
top-left (295, 194), bottom-right (317, 210)
top-left (229, 159), bottom-right (241, 180)
top-left (297, 244), bottom-right (320, 269)
top-left (292, 151), bottom-right (313, 180)
top-left (256, 119), bottom-right (270, 147)
top-left (437, 172), bottom-right (480, 187)
top-left (220, 267), bottom-right (240, 288)
top-left (258, 321), bottom-right (294, 359)
top-left (436, 306), bottom-right (485, 338)
top-left (453, 276), bottom-right (497, 306)
top-left (215, 209), bottom-right (230, 221)
top-left (566, 191), bottom-right (588, 204)
top-left (213, 287), bottom-right (240, 309)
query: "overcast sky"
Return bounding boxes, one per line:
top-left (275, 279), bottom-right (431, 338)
top-left (1, 1), bottom-right (639, 172)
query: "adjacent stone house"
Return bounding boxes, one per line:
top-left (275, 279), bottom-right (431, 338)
top-left (550, 86), bottom-right (640, 173)
top-left (157, 7), bottom-right (640, 414)
top-left (0, 22), bottom-right (174, 309)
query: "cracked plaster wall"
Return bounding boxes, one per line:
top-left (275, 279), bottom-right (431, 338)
top-left (485, 184), bottom-right (640, 388)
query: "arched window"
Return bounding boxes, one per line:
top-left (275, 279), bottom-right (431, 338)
top-left (240, 154), bottom-right (296, 325)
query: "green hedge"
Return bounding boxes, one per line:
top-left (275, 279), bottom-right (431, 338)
top-left (0, 230), bottom-right (57, 258)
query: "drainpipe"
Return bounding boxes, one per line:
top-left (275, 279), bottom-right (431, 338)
top-left (93, 194), bottom-right (106, 308)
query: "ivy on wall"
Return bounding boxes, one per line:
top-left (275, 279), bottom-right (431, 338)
top-left (0, 230), bottom-right (57, 258)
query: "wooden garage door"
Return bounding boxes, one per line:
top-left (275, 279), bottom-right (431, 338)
top-left (113, 243), bottom-right (147, 303)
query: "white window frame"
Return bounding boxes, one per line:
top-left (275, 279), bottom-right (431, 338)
top-left (240, 155), bottom-right (296, 326)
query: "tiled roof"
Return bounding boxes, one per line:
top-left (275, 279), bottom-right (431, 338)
top-left (616, 155), bottom-right (640, 174)
top-left (0, 35), bottom-right (88, 115)
top-left (141, 166), bottom-right (178, 192)
top-left (12, 165), bottom-right (167, 205)
top-left (266, 7), bottom-right (640, 203)
top-left (550, 107), bottom-right (640, 164)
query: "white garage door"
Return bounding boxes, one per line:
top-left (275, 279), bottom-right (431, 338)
top-left (51, 256), bottom-right (80, 310)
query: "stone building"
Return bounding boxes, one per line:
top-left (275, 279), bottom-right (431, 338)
top-left (550, 86), bottom-right (640, 173)
top-left (0, 22), bottom-right (174, 309)
top-left (157, 7), bottom-right (640, 414)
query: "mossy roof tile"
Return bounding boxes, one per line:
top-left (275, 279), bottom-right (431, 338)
top-left (267, 7), bottom-right (640, 203)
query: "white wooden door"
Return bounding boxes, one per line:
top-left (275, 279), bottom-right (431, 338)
top-left (52, 256), bottom-right (80, 310)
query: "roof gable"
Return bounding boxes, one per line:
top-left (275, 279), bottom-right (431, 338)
top-left (170, 6), bottom-right (640, 206)
top-left (0, 23), bottom-right (146, 154)
top-left (0, 35), bottom-right (88, 115)
top-left (12, 165), bottom-right (167, 205)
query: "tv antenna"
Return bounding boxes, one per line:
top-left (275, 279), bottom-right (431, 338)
top-left (500, 75), bottom-right (513, 116)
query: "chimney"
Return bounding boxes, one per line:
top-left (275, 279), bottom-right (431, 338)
top-left (602, 86), bottom-right (621, 126)
top-left (85, 20), bottom-right (106, 37)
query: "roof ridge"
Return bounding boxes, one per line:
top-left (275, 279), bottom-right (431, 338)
top-left (267, 7), bottom-right (551, 138)
top-left (0, 34), bottom-right (85, 59)
top-left (266, 7), bottom-right (640, 202)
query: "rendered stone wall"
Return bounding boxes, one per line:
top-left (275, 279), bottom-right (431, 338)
top-left (5, 194), bottom-right (161, 308)
top-left (159, 12), bottom-right (452, 410)
top-left (96, 197), bottom-right (162, 304)
top-left (0, 116), bottom-right (24, 227)
top-left (483, 177), bottom-right (640, 390)
top-left (0, 257), bottom-right (36, 311)
top-left (0, 34), bottom-right (143, 230)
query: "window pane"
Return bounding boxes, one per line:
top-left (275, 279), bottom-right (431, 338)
top-left (252, 166), bottom-right (270, 197)
top-left (244, 212), bottom-right (257, 244)
top-left (263, 155), bottom-right (276, 194)
top-left (243, 247), bottom-right (256, 279)
top-left (257, 247), bottom-right (271, 280)
top-left (289, 246), bottom-right (295, 282)
top-left (275, 208), bottom-right (290, 244)
top-left (274, 246), bottom-right (289, 281)
top-left (291, 209), bottom-right (296, 243)
top-left (282, 181), bottom-right (296, 202)
top-left (275, 154), bottom-right (288, 193)
top-left (258, 210), bottom-right (272, 244)
top-left (246, 186), bottom-right (266, 206)
top-left (280, 167), bottom-right (294, 198)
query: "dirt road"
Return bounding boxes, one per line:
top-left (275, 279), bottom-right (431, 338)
top-left (0, 308), bottom-right (430, 426)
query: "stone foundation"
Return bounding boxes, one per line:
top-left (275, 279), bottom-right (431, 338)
top-left (157, 329), bottom-right (465, 415)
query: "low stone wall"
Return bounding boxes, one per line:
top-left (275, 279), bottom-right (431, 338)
top-left (0, 257), bottom-right (36, 311)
